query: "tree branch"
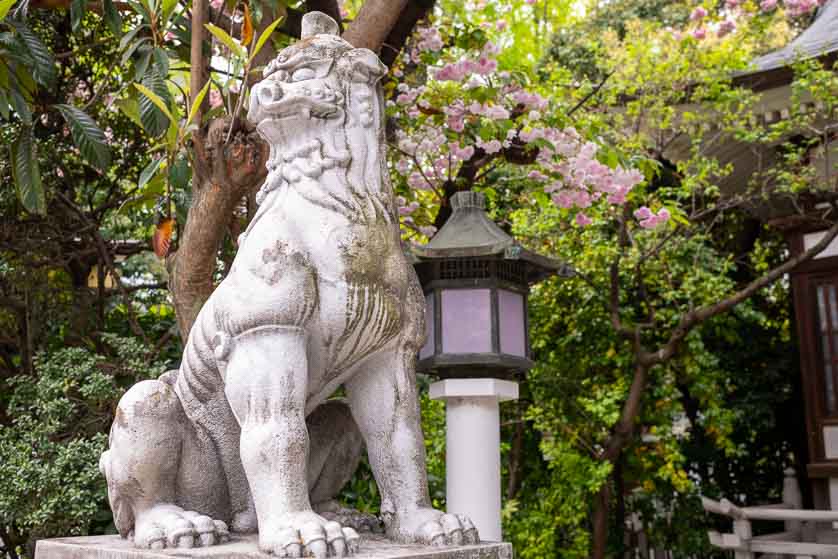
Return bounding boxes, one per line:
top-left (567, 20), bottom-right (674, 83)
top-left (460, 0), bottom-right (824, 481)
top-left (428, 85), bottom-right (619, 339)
top-left (648, 213), bottom-right (838, 367)
top-left (343, 0), bottom-right (409, 51)
top-left (190, 0), bottom-right (208, 136)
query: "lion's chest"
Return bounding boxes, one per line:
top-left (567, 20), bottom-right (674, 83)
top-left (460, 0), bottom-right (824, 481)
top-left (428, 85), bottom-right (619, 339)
top-left (229, 202), bottom-right (406, 374)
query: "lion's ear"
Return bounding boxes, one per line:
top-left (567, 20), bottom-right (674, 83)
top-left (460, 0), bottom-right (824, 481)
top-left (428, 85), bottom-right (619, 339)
top-left (339, 48), bottom-right (387, 84)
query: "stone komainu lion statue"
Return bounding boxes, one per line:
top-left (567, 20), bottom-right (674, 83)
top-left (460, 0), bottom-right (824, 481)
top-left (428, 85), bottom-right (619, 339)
top-left (98, 11), bottom-right (478, 558)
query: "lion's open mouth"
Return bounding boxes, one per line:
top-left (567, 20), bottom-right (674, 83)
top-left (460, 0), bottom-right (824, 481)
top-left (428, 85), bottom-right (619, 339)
top-left (259, 96), bottom-right (342, 121)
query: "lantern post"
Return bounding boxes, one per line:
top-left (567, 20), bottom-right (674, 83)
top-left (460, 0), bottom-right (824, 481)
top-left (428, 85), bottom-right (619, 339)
top-left (413, 191), bottom-right (569, 541)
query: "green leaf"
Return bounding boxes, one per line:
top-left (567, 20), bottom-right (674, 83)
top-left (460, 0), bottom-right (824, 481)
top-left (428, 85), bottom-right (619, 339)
top-left (152, 46), bottom-right (169, 76)
top-left (136, 72), bottom-right (171, 136)
top-left (8, 20), bottom-right (56, 87)
top-left (0, 0), bottom-right (16, 22)
top-left (160, 0), bottom-right (177, 25)
top-left (119, 25), bottom-right (143, 50)
top-left (249, 16), bottom-right (283, 63)
top-left (10, 126), bottom-right (45, 215)
top-left (115, 96), bottom-right (142, 128)
top-left (0, 88), bottom-right (9, 120)
top-left (0, 61), bottom-right (8, 89)
top-left (205, 22), bottom-right (243, 58)
top-left (102, 0), bottom-right (123, 36)
top-left (186, 79), bottom-right (209, 126)
top-left (135, 80), bottom-right (173, 121)
top-left (8, 86), bottom-right (30, 124)
top-left (54, 104), bottom-right (112, 170)
top-left (70, 0), bottom-right (84, 33)
top-left (168, 154), bottom-right (189, 190)
top-left (121, 36), bottom-right (150, 66)
top-left (165, 100), bottom-right (180, 150)
top-left (138, 156), bottom-right (165, 189)
top-left (133, 45), bottom-right (152, 81)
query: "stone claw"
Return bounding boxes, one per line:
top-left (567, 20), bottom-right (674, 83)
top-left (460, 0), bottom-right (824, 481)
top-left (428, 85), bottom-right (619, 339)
top-left (261, 513), bottom-right (357, 557)
top-left (387, 508), bottom-right (480, 547)
top-left (132, 505), bottom-right (228, 550)
top-left (342, 527), bottom-right (360, 553)
top-left (440, 514), bottom-right (463, 545)
top-left (457, 515), bottom-right (479, 544)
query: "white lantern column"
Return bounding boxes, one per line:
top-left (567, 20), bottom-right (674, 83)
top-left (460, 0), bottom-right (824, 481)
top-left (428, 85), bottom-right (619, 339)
top-left (429, 378), bottom-right (519, 542)
top-left (412, 191), bottom-right (568, 544)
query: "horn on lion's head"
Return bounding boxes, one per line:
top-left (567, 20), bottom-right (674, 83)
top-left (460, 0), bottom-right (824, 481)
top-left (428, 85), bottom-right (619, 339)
top-left (300, 11), bottom-right (340, 38)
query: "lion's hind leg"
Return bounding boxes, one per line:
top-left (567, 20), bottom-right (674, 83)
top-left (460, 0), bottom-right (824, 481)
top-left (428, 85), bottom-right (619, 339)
top-left (101, 378), bottom-right (230, 549)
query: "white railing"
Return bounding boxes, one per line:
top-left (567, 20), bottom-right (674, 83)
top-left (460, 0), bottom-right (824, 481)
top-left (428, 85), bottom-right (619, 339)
top-left (702, 468), bottom-right (838, 558)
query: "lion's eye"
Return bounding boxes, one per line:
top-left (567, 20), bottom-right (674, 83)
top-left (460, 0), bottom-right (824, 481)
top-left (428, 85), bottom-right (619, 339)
top-left (291, 67), bottom-right (316, 82)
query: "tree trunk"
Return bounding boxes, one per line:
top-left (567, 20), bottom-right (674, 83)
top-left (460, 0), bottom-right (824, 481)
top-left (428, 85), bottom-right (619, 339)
top-left (169, 118), bottom-right (267, 339)
top-left (592, 480), bottom-right (611, 559)
top-left (342, 0), bottom-right (409, 52)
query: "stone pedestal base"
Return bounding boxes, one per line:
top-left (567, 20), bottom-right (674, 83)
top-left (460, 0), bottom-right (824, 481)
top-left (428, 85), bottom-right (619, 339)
top-left (35, 535), bottom-right (513, 559)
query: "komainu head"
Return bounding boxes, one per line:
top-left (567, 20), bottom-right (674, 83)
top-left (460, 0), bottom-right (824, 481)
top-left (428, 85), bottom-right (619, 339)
top-left (248, 11), bottom-right (386, 136)
top-left (247, 12), bottom-right (390, 209)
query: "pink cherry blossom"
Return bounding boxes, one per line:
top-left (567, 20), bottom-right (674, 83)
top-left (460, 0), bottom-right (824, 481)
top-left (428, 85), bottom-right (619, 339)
top-left (482, 104), bottom-right (510, 120)
top-left (690, 6), bottom-right (707, 20)
top-left (760, 0), bottom-right (778, 10)
top-left (527, 170), bottom-right (548, 181)
top-left (635, 207), bottom-right (671, 229)
top-left (475, 57), bottom-right (498, 75)
top-left (450, 143), bottom-right (475, 160)
top-left (575, 213), bottom-right (592, 227)
top-left (784, 0), bottom-right (818, 15)
top-left (396, 159), bottom-right (411, 175)
top-left (416, 26), bottom-right (444, 52)
top-left (691, 27), bottom-right (707, 40)
top-left (476, 139), bottom-right (503, 154)
top-left (419, 225), bottom-right (438, 238)
top-left (408, 171), bottom-right (431, 190)
top-left (717, 19), bottom-right (736, 37)
top-left (447, 115), bottom-right (465, 132)
top-left (496, 20), bottom-right (508, 31)
top-left (482, 41), bottom-right (500, 56)
top-left (551, 192), bottom-right (572, 208)
top-left (209, 0), bottom-right (223, 10)
top-left (512, 90), bottom-right (549, 110)
top-left (634, 206), bottom-right (653, 220)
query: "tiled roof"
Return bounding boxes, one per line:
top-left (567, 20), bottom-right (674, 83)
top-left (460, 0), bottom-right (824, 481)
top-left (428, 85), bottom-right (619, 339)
top-left (750, 0), bottom-right (838, 72)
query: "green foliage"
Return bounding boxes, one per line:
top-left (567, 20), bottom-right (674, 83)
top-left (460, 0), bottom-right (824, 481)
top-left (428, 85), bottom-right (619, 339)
top-left (54, 104), bottom-right (112, 171)
top-left (0, 336), bottom-right (165, 557)
top-left (10, 125), bottom-right (43, 214)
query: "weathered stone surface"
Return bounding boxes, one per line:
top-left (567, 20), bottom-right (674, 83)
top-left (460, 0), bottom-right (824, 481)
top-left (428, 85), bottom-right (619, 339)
top-left (35, 535), bottom-right (512, 559)
top-left (95, 9), bottom-right (481, 558)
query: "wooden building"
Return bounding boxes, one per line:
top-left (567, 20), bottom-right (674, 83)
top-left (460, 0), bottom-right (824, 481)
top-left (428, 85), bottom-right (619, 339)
top-left (748, 1), bottom-right (838, 510)
top-left (668, 4), bottom-right (838, 555)
top-left (664, 0), bottom-right (838, 511)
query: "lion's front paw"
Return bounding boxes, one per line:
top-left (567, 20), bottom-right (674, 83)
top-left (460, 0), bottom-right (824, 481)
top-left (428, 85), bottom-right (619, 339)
top-left (133, 504), bottom-right (229, 549)
top-left (386, 508), bottom-right (479, 546)
top-left (259, 511), bottom-right (360, 558)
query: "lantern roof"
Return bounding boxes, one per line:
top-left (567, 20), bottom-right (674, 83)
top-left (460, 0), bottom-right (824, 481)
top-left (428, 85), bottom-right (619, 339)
top-left (412, 191), bottom-right (570, 283)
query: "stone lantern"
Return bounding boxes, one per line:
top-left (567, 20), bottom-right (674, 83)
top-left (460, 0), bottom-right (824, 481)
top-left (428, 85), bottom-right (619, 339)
top-left (412, 190), bottom-right (567, 542)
